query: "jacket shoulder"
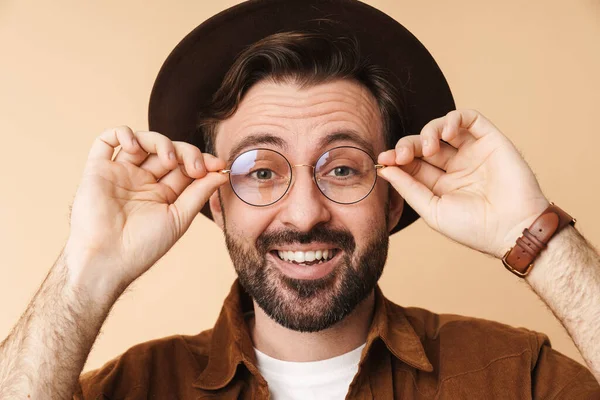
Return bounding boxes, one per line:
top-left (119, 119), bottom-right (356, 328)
top-left (75, 329), bottom-right (213, 399)
top-left (394, 303), bottom-right (599, 394)
top-left (401, 305), bottom-right (542, 352)
top-left (398, 304), bottom-right (547, 366)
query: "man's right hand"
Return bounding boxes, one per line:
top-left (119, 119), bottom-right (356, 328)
top-left (63, 126), bottom-right (228, 297)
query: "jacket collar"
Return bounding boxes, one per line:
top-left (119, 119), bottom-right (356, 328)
top-left (193, 279), bottom-right (432, 390)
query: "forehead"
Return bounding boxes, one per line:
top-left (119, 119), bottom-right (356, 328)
top-left (214, 79), bottom-right (385, 161)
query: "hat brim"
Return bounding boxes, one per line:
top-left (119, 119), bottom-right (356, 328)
top-left (148, 0), bottom-right (455, 234)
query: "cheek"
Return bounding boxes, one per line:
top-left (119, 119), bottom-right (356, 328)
top-left (372, 178), bottom-right (391, 213)
top-left (340, 178), bottom-right (389, 220)
top-left (331, 183), bottom-right (389, 239)
top-left (220, 184), bottom-right (278, 239)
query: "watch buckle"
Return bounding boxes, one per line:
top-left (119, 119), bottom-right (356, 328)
top-left (502, 249), bottom-right (534, 278)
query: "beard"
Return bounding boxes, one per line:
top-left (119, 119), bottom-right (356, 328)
top-left (224, 219), bottom-right (389, 333)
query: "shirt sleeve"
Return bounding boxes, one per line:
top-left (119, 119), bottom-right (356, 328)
top-left (530, 332), bottom-right (600, 399)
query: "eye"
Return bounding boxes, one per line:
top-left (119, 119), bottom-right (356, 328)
top-left (327, 166), bottom-right (355, 177)
top-left (250, 169), bottom-right (274, 180)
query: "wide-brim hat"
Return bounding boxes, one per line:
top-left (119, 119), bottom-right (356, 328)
top-left (148, 0), bottom-right (455, 234)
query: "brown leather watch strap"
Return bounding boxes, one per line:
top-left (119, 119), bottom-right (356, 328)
top-left (502, 203), bottom-right (576, 277)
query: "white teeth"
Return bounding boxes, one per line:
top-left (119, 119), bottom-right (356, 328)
top-left (276, 249), bottom-right (335, 262)
top-left (294, 251), bottom-right (305, 263)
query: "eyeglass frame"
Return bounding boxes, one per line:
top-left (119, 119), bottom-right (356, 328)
top-left (218, 145), bottom-right (387, 207)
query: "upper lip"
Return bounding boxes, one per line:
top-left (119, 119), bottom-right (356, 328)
top-left (269, 243), bottom-right (340, 252)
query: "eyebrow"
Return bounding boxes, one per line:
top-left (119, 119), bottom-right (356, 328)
top-left (226, 129), bottom-right (377, 165)
top-left (227, 133), bottom-right (289, 166)
top-left (317, 130), bottom-right (376, 159)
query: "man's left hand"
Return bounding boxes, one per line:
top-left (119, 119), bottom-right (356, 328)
top-left (377, 109), bottom-right (551, 259)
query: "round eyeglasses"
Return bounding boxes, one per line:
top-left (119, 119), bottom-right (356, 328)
top-left (219, 146), bottom-right (386, 206)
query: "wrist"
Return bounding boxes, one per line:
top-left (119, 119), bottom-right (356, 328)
top-left (61, 241), bottom-right (126, 306)
top-left (498, 199), bottom-right (551, 259)
top-left (524, 224), bottom-right (576, 286)
top-left (500, 202), bottom-right (576, 278)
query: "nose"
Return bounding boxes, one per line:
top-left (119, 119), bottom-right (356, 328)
top-left (277, 165), bottom-right (331, 232)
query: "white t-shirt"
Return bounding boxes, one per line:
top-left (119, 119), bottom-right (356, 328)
top-left (253, 343), bottom-right (366, 400)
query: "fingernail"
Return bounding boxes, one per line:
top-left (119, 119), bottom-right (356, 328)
top-left (131, 137), bottom-right (138, 148)
top-left (195, 159), bottom-right (203, 170)
top-left (423, 138), bottom-right (429, 147)
top-left (169, 151), bottom-right (176, 161)
top-left (397, 147), bottom-right (406, 154)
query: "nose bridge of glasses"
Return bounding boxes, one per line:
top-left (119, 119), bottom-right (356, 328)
top-left (284, 163), bottom-right (324, 208)
top-left (290, 163), bottom-right (317, 186)
top-left (293, 164), bottom-right (315, 169)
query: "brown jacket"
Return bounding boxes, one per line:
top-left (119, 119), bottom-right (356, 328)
top-left (75, 280), bottom-right (600, 399)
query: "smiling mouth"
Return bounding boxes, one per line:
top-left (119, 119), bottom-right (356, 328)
top-left (270, 248), bottom-right (339, 266)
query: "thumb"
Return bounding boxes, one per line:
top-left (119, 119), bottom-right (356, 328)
top-left (172, 171), bottom-right (228, 231)
top-left (378, 166), bottom-right (437, 226)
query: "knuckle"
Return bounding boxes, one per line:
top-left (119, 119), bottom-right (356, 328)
top-left (447, 111), bottom-right (460, 122)
top-left (396, 135), bottom-right (416, 146)
top-left (200, 154), bottom-right (214, 166)
top-left (423, 130), bottom-right (436, 139)
top-left (174, 144), bottom-right (199, 168)
top-left (114, 126), bottom-right (134, 141)
top-left (98, 125), bottom-right (129, 139)
top-left (115, 125), bottom-right (134, 133)
top-left (177, 141), bottom-right (202, 159)
top-left (138, 130), bottom-right (172, 146)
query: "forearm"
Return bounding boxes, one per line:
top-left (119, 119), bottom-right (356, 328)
top-left (525, 224), bottom-right (600, 382)
top-left (0, 249), bottom-right (118, 399)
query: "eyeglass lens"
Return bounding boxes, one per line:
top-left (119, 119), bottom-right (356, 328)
top-left (228, 147), bottom-right (377, 206)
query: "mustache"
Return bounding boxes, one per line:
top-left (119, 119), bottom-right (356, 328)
top-left (255, 225), bottom-right (356, 254)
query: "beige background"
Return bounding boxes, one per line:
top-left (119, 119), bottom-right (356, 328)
top-left (0, 1), bottom-right (598, 373)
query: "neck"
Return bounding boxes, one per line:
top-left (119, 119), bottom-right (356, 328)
top-left (248, 290), bottom-right (375, 362)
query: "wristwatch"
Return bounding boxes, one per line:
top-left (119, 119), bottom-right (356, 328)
top-left (502, 202), bottom-right (576, 277)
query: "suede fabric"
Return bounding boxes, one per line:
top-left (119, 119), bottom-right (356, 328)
top-left (75, 280), bottom-right (600, 399)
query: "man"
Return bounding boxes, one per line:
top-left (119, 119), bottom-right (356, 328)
top-left (1, 0), bottom-right (599, 398)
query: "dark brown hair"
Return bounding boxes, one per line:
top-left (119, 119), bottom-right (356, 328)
top-left (196, 31), bottom-right (406, 155)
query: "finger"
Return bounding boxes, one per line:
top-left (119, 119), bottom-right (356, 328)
top-left (112, 134), bottom-right (149, 166)
top-left (377, 165), bottom-right (439, 228)
top-left (158, 164), bottom-right (194, 199)
top-left (445, 109), bottom-right (501, 140)
top-left (143, 147), bottom-right (221, 181)
top-left (111, 143), bottom-right (149, 166)
top-left (137, 154), bottom-right (164, 180)
top-left (170, 172), bottom-right (229, 233)
top-left (390, 157), bottom-right (445, 193)
top-left (87, 126), bottom-right (139, 164)
top-left (379, 135), bottom-right (457, 172)
top-left (422, 109), bottom-right (501, 150)
top-left (131, 130), bottom-right (179, 172)
top-left (138, 140), bottom-right (206, 180)
top-left (157, 152), bottom-right (224, 195)
top-left (420, 114), bottom-right (474, 151)
top-left (202, 153), bottom-right (227, 172)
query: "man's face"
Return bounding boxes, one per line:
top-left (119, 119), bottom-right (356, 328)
top-left (210, 79), bottom-right (403, 332)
